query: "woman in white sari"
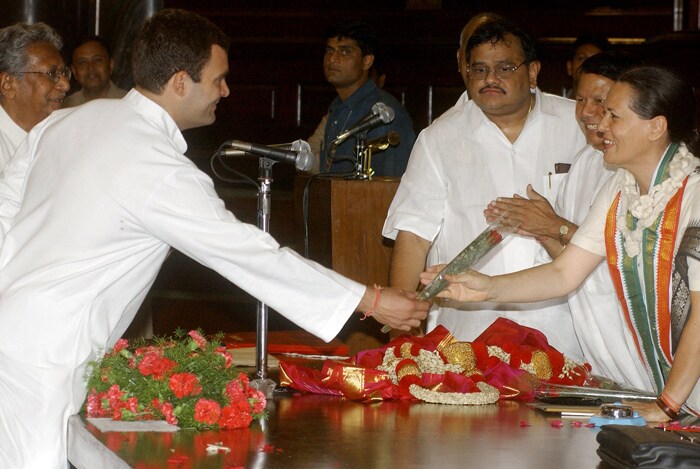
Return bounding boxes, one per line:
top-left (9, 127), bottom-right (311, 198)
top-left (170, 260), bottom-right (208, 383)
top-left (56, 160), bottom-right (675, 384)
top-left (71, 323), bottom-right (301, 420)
top-left (422, 65), bottom-right (700, 422)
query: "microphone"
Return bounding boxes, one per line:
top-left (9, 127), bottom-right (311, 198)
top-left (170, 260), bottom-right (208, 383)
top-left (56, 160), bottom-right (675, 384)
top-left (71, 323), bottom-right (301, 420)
top-left (367, 131), bottom-right (400, 151)
top-left (331, 102), bottom-right (395, 149)
top-left (221, 139), bottom-right (315, 171)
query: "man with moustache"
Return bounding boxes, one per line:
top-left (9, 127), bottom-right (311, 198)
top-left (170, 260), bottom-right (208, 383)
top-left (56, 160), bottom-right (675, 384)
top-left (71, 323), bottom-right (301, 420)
top-left (64, 35), bottom-right (126, 107)
top-left (0, 22), bottom-right (70, 171)
top-left (486, 52), bottom-right (648, 387)
top-left (383, 18), bottom-right (586, 359)
top-left (0, 9), bottom-right (428, 467)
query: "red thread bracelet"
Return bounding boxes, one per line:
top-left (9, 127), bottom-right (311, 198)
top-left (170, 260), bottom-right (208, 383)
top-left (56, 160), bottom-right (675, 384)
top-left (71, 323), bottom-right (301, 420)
top-left (361, 284), bottom-right (382, 320)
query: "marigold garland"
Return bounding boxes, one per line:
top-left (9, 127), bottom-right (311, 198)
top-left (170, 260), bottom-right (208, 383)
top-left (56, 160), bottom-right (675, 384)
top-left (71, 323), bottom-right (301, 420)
top-left (84, 329), bottom-right (266, 430)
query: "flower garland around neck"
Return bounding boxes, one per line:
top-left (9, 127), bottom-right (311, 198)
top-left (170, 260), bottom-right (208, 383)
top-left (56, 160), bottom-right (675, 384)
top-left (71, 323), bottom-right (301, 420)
top-left (618, 143), bottom-right (697, 258)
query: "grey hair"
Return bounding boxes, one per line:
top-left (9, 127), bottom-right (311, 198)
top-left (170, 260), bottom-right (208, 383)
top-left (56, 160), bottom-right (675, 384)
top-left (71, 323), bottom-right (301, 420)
top-left (0, 23), bottom-right (63, 75)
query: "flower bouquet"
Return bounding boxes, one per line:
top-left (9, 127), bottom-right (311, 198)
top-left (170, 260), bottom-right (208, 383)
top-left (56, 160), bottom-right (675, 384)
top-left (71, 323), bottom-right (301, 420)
top-left (84, 329), bottom-right (267, 430)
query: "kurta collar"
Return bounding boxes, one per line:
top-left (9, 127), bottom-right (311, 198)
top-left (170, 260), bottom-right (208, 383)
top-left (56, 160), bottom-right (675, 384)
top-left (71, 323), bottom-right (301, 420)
top-left (124, 89), bottom-right (187, 154)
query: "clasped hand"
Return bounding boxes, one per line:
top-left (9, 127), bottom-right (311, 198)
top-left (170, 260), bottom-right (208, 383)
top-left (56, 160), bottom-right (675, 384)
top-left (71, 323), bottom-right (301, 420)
top-left (484, 184), bottom-right (559, 241)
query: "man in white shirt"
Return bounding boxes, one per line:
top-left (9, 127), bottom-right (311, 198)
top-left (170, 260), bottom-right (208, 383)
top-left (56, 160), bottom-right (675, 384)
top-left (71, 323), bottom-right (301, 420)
top-left (383, 18), bottom-right (586, 359)
top-left (0, 9), bottom-right (429, 468)
top-left (486, 52), bottom-right (650, 388)
top-left (0, 22), bottom-right (70, 171)
top-left (63, 35), bottom-right (127, 107)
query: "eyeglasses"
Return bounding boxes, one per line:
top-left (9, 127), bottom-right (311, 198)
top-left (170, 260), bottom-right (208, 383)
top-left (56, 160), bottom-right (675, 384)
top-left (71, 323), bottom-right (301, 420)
top-left (17, 66), bottom-right (72, 84)
top-left (466, 61), bottom-right (528, 80)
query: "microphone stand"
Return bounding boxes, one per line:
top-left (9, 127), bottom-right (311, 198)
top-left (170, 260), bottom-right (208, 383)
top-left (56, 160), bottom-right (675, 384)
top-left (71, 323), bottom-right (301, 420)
top-left (347, 131), bottom-right (370, 180)
top-left (251, 156), bottom-right (277, 397)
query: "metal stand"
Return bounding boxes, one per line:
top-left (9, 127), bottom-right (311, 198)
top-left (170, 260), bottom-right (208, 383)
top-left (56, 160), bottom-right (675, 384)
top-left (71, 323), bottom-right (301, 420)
top-left (251, 157), bottom-right (277, 397)
top-left (346, 132), bottom-right (371, 180)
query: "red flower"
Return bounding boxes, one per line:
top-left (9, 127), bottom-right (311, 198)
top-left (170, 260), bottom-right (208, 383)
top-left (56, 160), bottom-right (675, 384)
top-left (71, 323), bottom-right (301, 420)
top-left (169, 373), bottom-right (202, 398)
top-left (189, 330), bottom-right (208, 349)
top-left (219, 402), bottom-right (253, 429)
top-left (248, 388), bottom-right (267, 414)
top-left (225, 380), bottom-right (245, 402)
top-left (216, 346), bottom-right (233, 369)
top-left (86, 390), bottom-right (110, 417)
top-left (137, 351), bottom-right (176, 380)
top-left (194, 398), bottom-right (221, 425)
top-left (112, 338), bottom-right (129, 354)
top-left (107, 384), bottom-right (125, 409)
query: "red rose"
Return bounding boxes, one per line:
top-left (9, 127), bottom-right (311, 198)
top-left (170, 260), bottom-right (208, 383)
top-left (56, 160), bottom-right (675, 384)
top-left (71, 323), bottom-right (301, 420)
top-left (169, 373), bottom-right (202, 398)
top-left (194, 398), bottom-right (221, 425)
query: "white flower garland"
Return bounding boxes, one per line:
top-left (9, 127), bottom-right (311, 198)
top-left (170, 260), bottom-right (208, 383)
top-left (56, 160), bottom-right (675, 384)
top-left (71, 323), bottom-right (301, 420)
top-left (618, 144), bottom-right (697, 257)
top-left (409, 381), bottom-right (500, 406)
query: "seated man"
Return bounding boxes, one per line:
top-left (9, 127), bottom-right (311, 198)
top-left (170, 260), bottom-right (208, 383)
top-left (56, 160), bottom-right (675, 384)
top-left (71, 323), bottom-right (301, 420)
top-left (0, 22), bottom-right (69, 171)
top-left (317, 20), bottom-right (415, 176)
top-left (64, 35), bottom-right (127, 107)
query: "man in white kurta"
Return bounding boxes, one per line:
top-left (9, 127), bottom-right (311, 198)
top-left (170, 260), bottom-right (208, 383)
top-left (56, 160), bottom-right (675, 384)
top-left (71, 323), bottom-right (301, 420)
top-left (0, 104), bottom-right (26, 171)
top-left (0, 22), bottom-right (69, 172)
top-left (384, 88), bottom-right (586, 359)
top-left (0, 11), bottom-right (428, 468)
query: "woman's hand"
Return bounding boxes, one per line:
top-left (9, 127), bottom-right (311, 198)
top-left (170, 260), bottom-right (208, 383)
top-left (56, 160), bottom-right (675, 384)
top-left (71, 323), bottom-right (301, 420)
top-left (420, 265), bottom-right (493, 302)
top-left (627, 399), bottom-right (674, 423)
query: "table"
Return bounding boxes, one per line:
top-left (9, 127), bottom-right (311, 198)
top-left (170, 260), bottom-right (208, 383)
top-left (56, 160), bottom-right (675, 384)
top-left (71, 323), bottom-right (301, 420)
top-left (68, 393), bottom-right (606, 468)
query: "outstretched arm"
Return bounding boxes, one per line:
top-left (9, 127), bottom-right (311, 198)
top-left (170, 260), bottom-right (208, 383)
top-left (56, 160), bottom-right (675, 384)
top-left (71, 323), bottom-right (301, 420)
top-left (356, 285), bottom-right (431, 332)
top-left (421, 244), bottom-right (603, 304)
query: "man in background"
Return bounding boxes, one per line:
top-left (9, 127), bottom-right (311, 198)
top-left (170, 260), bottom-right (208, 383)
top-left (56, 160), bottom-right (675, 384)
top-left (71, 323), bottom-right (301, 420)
top-left (64, 35), bottom-right (126, 107)
top-left (384, 18), bottom-right (586, 359)
top-left (0, 22), bottom-right (69, 171)
top-left (317, 20), bottom-right (415, 176)
top-left (562, 34), bottom-right (610, 98)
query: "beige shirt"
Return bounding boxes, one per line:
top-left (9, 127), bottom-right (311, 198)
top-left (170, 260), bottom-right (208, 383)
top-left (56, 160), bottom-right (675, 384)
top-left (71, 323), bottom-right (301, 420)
top-left (63, 81), bottom-right (127, 108)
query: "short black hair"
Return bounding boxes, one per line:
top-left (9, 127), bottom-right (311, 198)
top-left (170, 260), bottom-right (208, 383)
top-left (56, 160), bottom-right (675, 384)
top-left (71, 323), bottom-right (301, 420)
top-left (132, 9), bottom-right (230, 93)
top-left (466, 19), bottom-right (537, 64)
top-left (571, 35), bottom-right (611, 55)
top-left (579, 51), bottom-right (643, 82)
top-left (324, 20), bottom-right (376, 56)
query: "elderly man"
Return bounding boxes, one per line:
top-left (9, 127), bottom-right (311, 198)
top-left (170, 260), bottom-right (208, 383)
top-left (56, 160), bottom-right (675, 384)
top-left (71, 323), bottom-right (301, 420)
top-left (383, 18), bottom-right (587, 359)
top-left (0, 9), bottom-right (428, 467)
top-left (486, 52), bottom-right (647, 387)
top-left (0, 22), bottom-right (69, 171)
top-left (64, 35), bottom-right (126, 107)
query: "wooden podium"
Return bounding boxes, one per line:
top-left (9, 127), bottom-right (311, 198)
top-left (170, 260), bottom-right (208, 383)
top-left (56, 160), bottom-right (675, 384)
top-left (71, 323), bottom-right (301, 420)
top-left (294, 175), bottom-right (400, 353)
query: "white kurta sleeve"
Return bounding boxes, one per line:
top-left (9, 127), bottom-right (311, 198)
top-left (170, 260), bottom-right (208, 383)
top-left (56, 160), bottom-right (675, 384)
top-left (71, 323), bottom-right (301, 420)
top-left (135, 165), bottom-right (365, 342)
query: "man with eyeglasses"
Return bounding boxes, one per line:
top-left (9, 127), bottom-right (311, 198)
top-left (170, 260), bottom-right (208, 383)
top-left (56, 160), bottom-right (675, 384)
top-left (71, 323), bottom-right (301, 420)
top-left (383, 18), bottom-right (587, 360)
top-left (0, 22), bottom-right (70, 172)
top-left (64, 36), bottom-right (126, 107)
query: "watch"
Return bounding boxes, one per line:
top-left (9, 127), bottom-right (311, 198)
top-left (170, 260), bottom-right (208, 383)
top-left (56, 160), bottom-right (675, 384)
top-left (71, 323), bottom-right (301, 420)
top-left (558, 222), bottom-right (570, 245)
